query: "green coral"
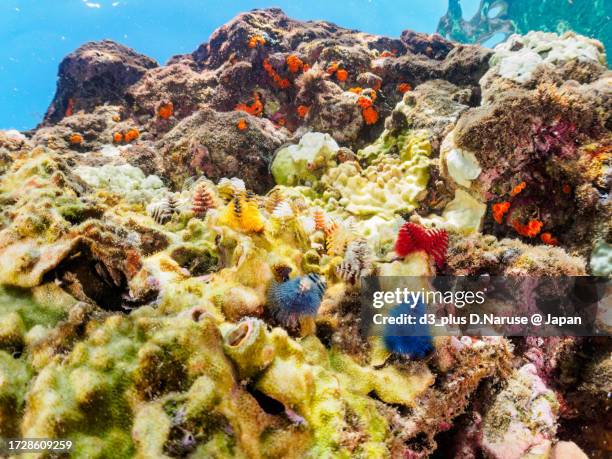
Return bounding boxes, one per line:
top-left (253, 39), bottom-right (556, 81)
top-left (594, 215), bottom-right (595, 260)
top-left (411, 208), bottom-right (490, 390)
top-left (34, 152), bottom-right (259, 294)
top-left (221, 325), bottom-right (433, 457)
top-left (22, 315), bottom-right (142, 457)
top-left (0, 284), bottom-right (73, 344)
top-left (0, 351), bottom-right (31, 436)
top-left (271, 132), bottom-right (339, 187)
top-left (358, 128), bottom-right (432, 164)
top-left (169, 241), bottom-right (219, 276)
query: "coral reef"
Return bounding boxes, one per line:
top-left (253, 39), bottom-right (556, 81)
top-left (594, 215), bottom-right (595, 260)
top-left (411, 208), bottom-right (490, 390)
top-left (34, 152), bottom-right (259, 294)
top-left (44, 41), bottom-right (158, 124)
top-left (271, 132), bottom-right (339, 186)
top-left (394, 222), bottom-right (449, 269)
top-left (487, 31), bottom-right (606, 84)
top-left (438, 0), bottom-right (611, 56)
top-left (0, 8), bottom-right (609, 459)
top-left (482, 364), bottom-right (560, 458)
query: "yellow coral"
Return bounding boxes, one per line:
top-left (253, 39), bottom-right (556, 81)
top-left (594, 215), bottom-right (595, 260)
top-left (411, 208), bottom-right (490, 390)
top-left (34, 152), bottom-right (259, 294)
top-left (318, 130), bottom-right (431, 218)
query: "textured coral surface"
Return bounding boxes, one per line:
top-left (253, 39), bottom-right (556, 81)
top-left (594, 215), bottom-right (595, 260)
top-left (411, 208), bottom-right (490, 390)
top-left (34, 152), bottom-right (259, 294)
top-left (0, 8), bottom-right (610, 459)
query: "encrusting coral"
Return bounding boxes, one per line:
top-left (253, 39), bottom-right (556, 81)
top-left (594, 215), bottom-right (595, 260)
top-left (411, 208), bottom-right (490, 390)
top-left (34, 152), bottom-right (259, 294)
top-left (0, 7), bottom-right (609, 459)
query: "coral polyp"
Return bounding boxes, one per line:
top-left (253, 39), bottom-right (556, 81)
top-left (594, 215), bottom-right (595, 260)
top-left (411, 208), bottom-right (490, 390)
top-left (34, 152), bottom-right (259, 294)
top-left (0, 8), bottom-right (608, 459)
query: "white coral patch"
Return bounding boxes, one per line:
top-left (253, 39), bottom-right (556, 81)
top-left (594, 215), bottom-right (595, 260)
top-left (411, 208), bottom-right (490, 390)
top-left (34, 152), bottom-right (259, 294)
top-left (490, 31), bottom-right (607, 84)
top-left (290, 132), bottom-right (339, 163)
top-left (441, 189), bottom-right (486, 234)
top-left (590, 240), bottom-right (612, 276)
top-left (271, 132), bottom-right (339, 186)
top-left (1, 129), bottom-right (26, 141)
top-left (74, 164), bottom-right (166, 203)
top-left (100, 144), bottom-right (120, 157)
top-left (424, 189), bottom-right (486, 235)
top-left (443, 132), bottom-right (482, 188)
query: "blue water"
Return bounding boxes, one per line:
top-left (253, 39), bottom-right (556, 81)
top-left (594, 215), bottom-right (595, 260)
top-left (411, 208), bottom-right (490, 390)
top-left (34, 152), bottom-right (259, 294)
top-left (1, 0), bottom-right (461, 130)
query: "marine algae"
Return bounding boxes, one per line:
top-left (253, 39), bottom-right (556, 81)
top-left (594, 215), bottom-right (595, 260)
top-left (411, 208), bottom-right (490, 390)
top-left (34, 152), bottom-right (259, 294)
top-left (0, 11), bottom-right (608, 459)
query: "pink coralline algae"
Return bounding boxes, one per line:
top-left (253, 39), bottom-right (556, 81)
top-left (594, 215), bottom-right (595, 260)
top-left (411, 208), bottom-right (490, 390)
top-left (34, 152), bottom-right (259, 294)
top-left (533, 120), bottom-right (579, 158)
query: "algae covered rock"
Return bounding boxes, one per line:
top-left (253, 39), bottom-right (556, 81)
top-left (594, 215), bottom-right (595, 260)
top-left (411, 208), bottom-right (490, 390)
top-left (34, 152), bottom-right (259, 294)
top-left (482, 364), bottom-right (559, 459)
top-left (44, 40), bottom-right (158, 124)
top-left (0, 8), bottom-right (609, 459)
top-left (158, 107), bottom-right (288, 193)
top-left (385, 79), bottom-right (472, 142)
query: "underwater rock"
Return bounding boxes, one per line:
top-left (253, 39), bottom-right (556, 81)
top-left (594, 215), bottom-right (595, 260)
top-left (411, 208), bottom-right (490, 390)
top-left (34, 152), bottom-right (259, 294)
top-left (33, 105), bottom-right (126, 153)
top-left (557, 340), bottom-right (612, 456)
top-left (447, 233), bottom-right (587, 276)
top-left (0, 8), bottom-right (610, 458)
top-left (157, 107), bottom-right (287, 193)
top-left (386, 79), bottom-right (473, 142)
top-left (438, 0), bottom-right (612, 64)
top-left (450, 61), bottom-right (610, 260)
top-left (448, 234), bottom-right (586, 276)
top-left (44, 40), bottom-right (158, 124)
top-left (127, 61), bottom-right (217, 124)
top-left (0, 130), bottom-right (29, 162)
top-left (480, 31), bottom-right (609, 104)
top-left (488, 31), bottom-right (606, 84)
top-left (305, 81), bottom-right (366, 145)
top-left (482, 364), bottom-right (559, 459)
top-left (400, 30), bottom-right (455, 60)
top-left (550, 441), bottom-right (589, 459)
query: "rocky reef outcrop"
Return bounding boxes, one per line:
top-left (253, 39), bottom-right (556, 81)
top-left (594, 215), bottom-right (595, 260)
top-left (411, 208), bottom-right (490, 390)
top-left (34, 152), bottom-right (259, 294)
top-left (0, 8), bottom-right (609, 459)
top-left (44, 40), bottom-right (158, 125)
